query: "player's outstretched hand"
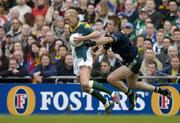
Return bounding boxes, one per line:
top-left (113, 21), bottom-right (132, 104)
top-left (84, 40), bottom-right (97, 47)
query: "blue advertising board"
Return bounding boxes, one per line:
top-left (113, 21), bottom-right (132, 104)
top-left (0, 84), bottom-right (179, 116)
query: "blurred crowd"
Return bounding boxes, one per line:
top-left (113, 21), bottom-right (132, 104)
top-left (0, 0), bottom-right (179, 84)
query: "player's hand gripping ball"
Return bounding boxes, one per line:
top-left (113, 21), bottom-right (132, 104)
top-left (69, 33), bottom-right (83, 47)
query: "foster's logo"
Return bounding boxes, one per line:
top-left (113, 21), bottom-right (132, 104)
top-left (7, 86), bottom-right (36, 115)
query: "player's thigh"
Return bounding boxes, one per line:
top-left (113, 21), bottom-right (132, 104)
top-left (108, 65), bottom-right (133, 81)
top-left (127, 74), bottom-right (138, 87)
top-left (79, 66), bottom-right (91, 86)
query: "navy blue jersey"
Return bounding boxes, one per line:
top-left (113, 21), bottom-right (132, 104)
top-left (110, 31), bottom-right (138, 63)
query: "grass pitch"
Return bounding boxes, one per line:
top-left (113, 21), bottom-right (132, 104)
top-left (0, 115), bottom-right (179, 123)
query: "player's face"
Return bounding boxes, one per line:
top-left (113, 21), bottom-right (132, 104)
top-left (107, 20), bottom-right (116, 33)
top-left (64, 12), bottom-right (78, 28)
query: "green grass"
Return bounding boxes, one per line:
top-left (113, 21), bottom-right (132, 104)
top-left (0, 115), bottom-right (179, 123)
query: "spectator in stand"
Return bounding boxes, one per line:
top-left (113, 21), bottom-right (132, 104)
top-left (61, 24), bottom-right (71, 49)
top-left (142, 60), bottom-right (159, 84)
top-left (11, 42), bottom-right (23, 53)
top-left (4, 8), bottom-right (20, 33)
top-left (159, 0), bottom-right (169, 20)
top-left (157, 37), bottom-right (173, 66)
top-left (123, 22), bottom-right (136, 43)
top-left (136, 35), bottom-right (145, 57)
top-left (38, 46), bottom-right (48, 58)
top-left (0, 57), bottom-right (28, 77)
top-left (106, 48), bottom-right (121, 71)
top-left (145, 0), bottom-right (162, 29)
top-left (153, 30), bottom-right (164, 55)
top-left (162, 46), bottom-right (178, 68)
top-left (52, 39), bottom-right (64, 63)
top-left (13, 49), bottom-right (28, 69)
top-left (32, 15), bottom-right (45, 39)
top-left (0, 26), bottom-right (6, 42)
top-left (0, 5), bottom-right (10, 27)
top-left (24, 12), bottom-right (35, 27)
top-left (51, 16), bottom-right (65, 39)
top-left (175, 7), bottom-right (180, 29)
top-left (7, 18), bottom-right (22, 42)
top-left (36, 24), bottom-right (50, 44)
top-left (57, 53), bottom-right (75, 83)
top-left (17, 24), bottom-right (31, 48)
top-left (166, 0), bottom-right (178, 23)
top-left (95, 0), bottom-right (110, 23)
top-left (158, 56), bottom-right (180, 83)
top-left (32, 0), bottom-right (48, 17)
top-left (79, 0), bottom-right (89, 13)
top-left (143, 38), bottom-right (153, 52)
top-left (24, 34), bottom-right (36, 57)
top-left (163, 20), bottom-right (172, 37)
top-left (55, 45), bottom-right (68, 70)
top-left (45, 0), bottom-right (64, 24)
top-left (40, 30), bottom-right (56, 55)
top-left (0, 48), bottom-right (8, 72)
top-left (2, 34), bottom-right (14, 58)
top-left (134, 8), bottom-right (148, 35)
top-left (123, 0), bottom-right (139, 23)
top-left (140, 48), bottom-right (163, 74)
top-left (93, 19), bottom-right (106, 36)
top-left (136, 0), bottom-right (146, 11)
top-left (10, 0), bottom-right (32, 23)
top-left (143, 22), bottom-right (156, 45)
top-left (0, 0), bottom-right (15, 12)
top-left (30, 53), bottom-right (57, 83)
top-left (83, 3), bottom-right (97, 25)
top-left (91, 60), bottom-right (111, 83)
top-left (26, 42), bottom-right (40, 73)
top-left (172, 28), bottom-right (180, 53)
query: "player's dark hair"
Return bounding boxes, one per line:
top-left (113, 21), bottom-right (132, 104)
top-left (108, 14), bottom-right (121, 31)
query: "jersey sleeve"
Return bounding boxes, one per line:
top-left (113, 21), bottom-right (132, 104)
top-left (112, 31), bottom-right (129, 43)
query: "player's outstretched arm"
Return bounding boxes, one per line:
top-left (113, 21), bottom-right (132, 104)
top-left (95, 36), bottom-right (114, 45)
top-left (83, 31), bottom-right (101, 40)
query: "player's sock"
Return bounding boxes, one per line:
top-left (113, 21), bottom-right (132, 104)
top-left (154, 87), bottom-right (171, 99)
top-left (125, 89), bottom-right (133, 96)
top-left (89, 80), bottom-right (113, 95)
top-left (89, 89), bottom-right (107, 105)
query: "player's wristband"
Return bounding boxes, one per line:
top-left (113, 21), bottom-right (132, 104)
top-left (84, 40), bottom-right (97, 47)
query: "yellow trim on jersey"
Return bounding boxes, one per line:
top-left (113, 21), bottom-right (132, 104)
top-left (69, 21), bottom-right (82, 33)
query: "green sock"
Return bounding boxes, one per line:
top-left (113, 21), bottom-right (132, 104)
top-left (90, 80), bottom-right (113, 96)
top-left (90, 89), bottom-right (107, 105)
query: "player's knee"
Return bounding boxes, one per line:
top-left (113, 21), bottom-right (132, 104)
top-left (107, 76), bottom-right (115, 84)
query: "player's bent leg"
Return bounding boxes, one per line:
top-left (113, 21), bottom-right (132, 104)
top-left (79, 66), bottom-right (112, 114)
top-left (127, 74), bottom-right (172, 99)
top-left (127, 74), bottom-right (156, 90)
top-left (107, 65), bottom-right (131, 93)
top-left (89, 80), bottom-right (120, 104)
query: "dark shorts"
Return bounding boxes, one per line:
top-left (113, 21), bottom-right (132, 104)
top-left (122, 55), bottom-right (143, 74)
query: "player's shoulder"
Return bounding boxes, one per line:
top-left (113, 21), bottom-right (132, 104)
top-left (80, 22), bottom-right (91, 28)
